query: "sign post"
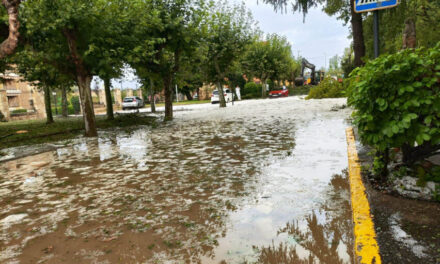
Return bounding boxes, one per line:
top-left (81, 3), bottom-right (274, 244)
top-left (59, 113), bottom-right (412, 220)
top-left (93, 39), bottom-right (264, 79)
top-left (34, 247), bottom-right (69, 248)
top-left (354, 0), bottom-right (400, 58)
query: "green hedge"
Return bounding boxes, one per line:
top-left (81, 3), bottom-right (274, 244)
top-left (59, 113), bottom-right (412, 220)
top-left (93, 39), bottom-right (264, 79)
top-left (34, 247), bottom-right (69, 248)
top-left (289, 86), bottom-right (311, 96)
top-left (52, 106), bottom-right (75, 115)
top-left (243, 82), bottom-right (262, 99)
top-left (70, 96), bottom-right (81, 114)
top-left (11, 109), bottom-right (28, 114)
top-left (306, 78), bottom-right (345, 99)
top-left (348, 43), bottom-right (440, 176)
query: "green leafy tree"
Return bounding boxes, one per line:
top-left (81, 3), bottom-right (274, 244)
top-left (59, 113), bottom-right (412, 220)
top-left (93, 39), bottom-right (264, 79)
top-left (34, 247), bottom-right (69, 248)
top-left (126, 0), bottom-right (206, 121)
top-left (243, 34), bottom-right (292, 97)
top-left (340, 46), bottom-right (355, 77)
top-left (204, 1), bottom-right (257, 107)
top-left (13, 50), bottom-right (73, 123)
top-left (327, 54), bottom-right (343, 78)
top-left (21, 0), bottom-right (127, 136)
top-left (362, 0), bottom-right (440, 59)
top-left (262, 0), bottom-right (366, 67)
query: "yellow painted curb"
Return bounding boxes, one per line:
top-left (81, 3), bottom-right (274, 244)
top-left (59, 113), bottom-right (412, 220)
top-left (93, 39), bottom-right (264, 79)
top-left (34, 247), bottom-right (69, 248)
top-left (346, 127), bottom-right (381, 264)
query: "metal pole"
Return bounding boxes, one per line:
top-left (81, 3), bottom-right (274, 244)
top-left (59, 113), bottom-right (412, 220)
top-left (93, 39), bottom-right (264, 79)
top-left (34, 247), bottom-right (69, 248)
top-left (175, 84), bottom-right (178, 102)
top-left (373, 10), bottom-right (380, 58)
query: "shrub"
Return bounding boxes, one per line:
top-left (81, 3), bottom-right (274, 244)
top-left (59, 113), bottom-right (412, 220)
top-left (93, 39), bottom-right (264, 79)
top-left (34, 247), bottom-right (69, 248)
top-left (289, 85), bottom-right (311, 96)
top-left (11, 109), bottom-right (28, 114)
top-left (306, 78), bottom-right (345, 99)
top-left (70, 96), bottom-right (81, 114)
top-left (243, 82), bottom-right (262, 99)
top-left (52, 106), bottom-right (75, 115)
top-left (348, 43), bottom-right (440, 175)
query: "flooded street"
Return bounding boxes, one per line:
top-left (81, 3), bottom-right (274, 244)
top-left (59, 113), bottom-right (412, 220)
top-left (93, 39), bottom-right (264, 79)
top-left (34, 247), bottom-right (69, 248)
top-left (0, 97), bottom-right (354, 263)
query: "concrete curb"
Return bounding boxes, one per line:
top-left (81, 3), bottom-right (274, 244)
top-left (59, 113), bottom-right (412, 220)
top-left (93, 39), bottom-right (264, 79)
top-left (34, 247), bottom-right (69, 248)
top-left (346, 127), bottom-right (382, 264)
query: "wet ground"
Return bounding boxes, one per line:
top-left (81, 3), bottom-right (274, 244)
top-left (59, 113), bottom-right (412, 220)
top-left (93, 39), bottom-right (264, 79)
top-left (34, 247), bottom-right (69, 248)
top-left (355, 147), bottom-right (440, 264)
top-left (0, 97), bottom-right (355, 263)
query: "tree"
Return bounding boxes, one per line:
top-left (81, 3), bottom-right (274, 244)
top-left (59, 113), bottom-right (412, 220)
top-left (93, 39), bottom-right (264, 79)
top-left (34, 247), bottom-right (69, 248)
top-left (362, 0), bottom-right (440, 59)
top-left (243, 34), bottom-right (292, 97)
top-left (262, 0), bottom-right (366, 67)
top-left (204, 1), bottom-right (256, 107)
top-left (340, 46), bottom-right (354, 77)
top-left (0, 0), bottom-right (20, 59)
top-left (21, 0), bottom-right (128, 136)
top-left (126, 0), bottom-right (205, 120)
top-left (327, 54), bottom-right (343, 77)
top-left (13, 50), bottom-right (72, 124)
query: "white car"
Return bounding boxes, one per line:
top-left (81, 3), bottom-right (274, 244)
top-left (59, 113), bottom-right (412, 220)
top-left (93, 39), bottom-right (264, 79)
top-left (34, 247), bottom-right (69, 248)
top-left (122, 96), bottom-right (144, 110)
top-left (211, 89), bottom-right (233, 104)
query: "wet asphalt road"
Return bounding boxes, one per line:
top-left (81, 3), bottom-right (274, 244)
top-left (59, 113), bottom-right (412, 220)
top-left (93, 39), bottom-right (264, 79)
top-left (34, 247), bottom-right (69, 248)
top-left (0, 97), bottom-right (355, 263)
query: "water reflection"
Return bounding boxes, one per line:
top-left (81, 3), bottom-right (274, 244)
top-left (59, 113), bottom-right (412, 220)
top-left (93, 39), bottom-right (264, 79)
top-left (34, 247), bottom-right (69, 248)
top-left (0, 116), bottom-right (297, 263)
top-left (258, 172), bottom-right (354, 264)
top-left (0, 98), bottom-right (352, 263)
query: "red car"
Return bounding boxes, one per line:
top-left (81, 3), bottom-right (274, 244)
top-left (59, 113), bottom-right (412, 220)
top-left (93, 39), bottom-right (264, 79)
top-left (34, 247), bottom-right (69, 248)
top-left (269, 88), bottom-right (288, 98)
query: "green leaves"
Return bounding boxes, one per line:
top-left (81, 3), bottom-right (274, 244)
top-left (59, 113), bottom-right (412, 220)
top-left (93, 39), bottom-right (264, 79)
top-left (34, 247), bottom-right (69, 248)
top-left (348, 44), bottom-right (440, 154)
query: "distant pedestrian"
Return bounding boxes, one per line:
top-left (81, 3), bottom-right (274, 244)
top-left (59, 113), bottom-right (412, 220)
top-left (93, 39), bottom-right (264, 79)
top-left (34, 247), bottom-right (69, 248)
top-left (235, 86), bottom-right (241, 100)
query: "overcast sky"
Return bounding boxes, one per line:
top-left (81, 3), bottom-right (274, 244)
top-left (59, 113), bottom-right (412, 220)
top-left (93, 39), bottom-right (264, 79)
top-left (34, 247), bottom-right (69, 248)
top-left (112, 0), bottom-right (351, 89)
top-left (240, 0), bottom-right (351, 69)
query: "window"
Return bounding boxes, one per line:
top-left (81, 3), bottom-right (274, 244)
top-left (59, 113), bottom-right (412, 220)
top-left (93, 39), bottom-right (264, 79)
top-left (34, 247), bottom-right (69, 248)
top-left (7, 96), bottom-right (19, 107)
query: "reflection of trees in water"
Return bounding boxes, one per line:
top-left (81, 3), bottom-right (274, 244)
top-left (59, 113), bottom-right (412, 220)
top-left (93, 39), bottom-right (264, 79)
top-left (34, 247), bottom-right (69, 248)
top-left (258, 172), bottom-right (354, 264)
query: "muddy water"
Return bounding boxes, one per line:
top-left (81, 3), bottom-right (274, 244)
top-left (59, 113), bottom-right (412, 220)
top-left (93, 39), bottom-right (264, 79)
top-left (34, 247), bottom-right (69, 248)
top-left (0, 97), bottom-right (354, 263)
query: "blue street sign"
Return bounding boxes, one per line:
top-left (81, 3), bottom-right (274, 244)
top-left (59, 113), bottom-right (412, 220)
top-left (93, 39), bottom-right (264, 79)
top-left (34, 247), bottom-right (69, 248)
top-left (354, 0), bottom-right (399, 13)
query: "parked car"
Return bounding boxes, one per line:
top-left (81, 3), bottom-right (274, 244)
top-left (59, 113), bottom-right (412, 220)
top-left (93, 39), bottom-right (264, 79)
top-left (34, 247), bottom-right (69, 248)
top-left (269, 88), bottom-right (289, 98)
top-left (122, 96), bottom-right (144, 110)
top-left (211, 89), bottom-right (233, 104)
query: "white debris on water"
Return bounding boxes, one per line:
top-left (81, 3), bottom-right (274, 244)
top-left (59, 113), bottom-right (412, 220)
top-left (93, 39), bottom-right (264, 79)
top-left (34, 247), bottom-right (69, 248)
top-left (0, 214), bottom-right (28, 228)
top-left (389, 213), bottom-right (428, 258)
top-left (0, 97), bottom-right (353, 263)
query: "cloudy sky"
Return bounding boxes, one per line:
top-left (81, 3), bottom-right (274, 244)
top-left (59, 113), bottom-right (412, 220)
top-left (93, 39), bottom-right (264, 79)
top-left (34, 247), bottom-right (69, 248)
top-left (240, 0), bottom-right (351, 69)
top-left (113, 0), bottom-right (351, 89)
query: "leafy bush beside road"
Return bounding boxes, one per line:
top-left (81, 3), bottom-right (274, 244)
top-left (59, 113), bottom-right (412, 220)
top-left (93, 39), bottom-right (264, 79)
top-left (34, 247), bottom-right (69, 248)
top-left (288, 85), bottom-right (311, 96)
top-left (70, 96), bottom-right (81, 114)
top-left (242, 82), bottom-right (262, 99)
top-left (306, 78), bottom-right (345, 99)
top-left (348, 43), bottom-right (440, 177)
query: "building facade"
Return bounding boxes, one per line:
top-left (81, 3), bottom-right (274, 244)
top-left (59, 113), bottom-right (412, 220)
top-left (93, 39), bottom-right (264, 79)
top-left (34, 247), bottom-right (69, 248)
top-left (0, 71), bottom-right (46, 121)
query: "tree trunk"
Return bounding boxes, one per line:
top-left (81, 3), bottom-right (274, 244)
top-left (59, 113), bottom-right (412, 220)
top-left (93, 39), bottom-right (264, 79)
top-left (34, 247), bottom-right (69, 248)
top-left (0, 0), bottom-right (20, 59)
top-left (77, 75), bottom-right (97, 136)
top-left (164, 76), bottom-right (173, 121)
top-left (64, 28), bottom-right (97, 137)
top-left (61, 86), bottom-right (68, 117)
top-left (103, 77), bottom-right (114, 120)
top-left (184, 90), bottom-right (193, 101)
top-left (377, 148), bottom-right (389, 182)
top-left (43, 86), bottom-right (54, 124)
top-left (350, 0), bottom-right (366, 67)
top-left (402, 18), bottom-right (416, 49)
top-left (149, 78), bottom-right (156, 113)
top-left (196, 87), bottom-right (200, 100)
top-left (217, 82), bottom-right (226, 108)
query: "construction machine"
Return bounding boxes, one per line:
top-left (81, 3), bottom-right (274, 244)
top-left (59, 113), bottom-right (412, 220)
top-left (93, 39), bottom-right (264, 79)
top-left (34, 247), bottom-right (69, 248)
top-left (295, 58), bottom-right (324, 86)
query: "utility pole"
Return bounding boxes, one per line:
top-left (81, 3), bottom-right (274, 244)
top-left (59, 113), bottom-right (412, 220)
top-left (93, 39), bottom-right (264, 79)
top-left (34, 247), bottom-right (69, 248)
top-left (373, 10), bottom-right (380, 58)
top-left (175, 84), bottom-right (179, 102)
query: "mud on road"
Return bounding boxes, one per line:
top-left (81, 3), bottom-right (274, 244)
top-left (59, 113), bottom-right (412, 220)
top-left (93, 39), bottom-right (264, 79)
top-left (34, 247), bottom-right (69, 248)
top-left (0, 97), bottom-right (354, 263)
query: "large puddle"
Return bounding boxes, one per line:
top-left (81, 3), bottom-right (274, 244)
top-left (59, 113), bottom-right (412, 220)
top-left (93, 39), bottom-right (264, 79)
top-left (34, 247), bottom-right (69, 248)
top-left (0, 97), bottom-right (354, 263)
